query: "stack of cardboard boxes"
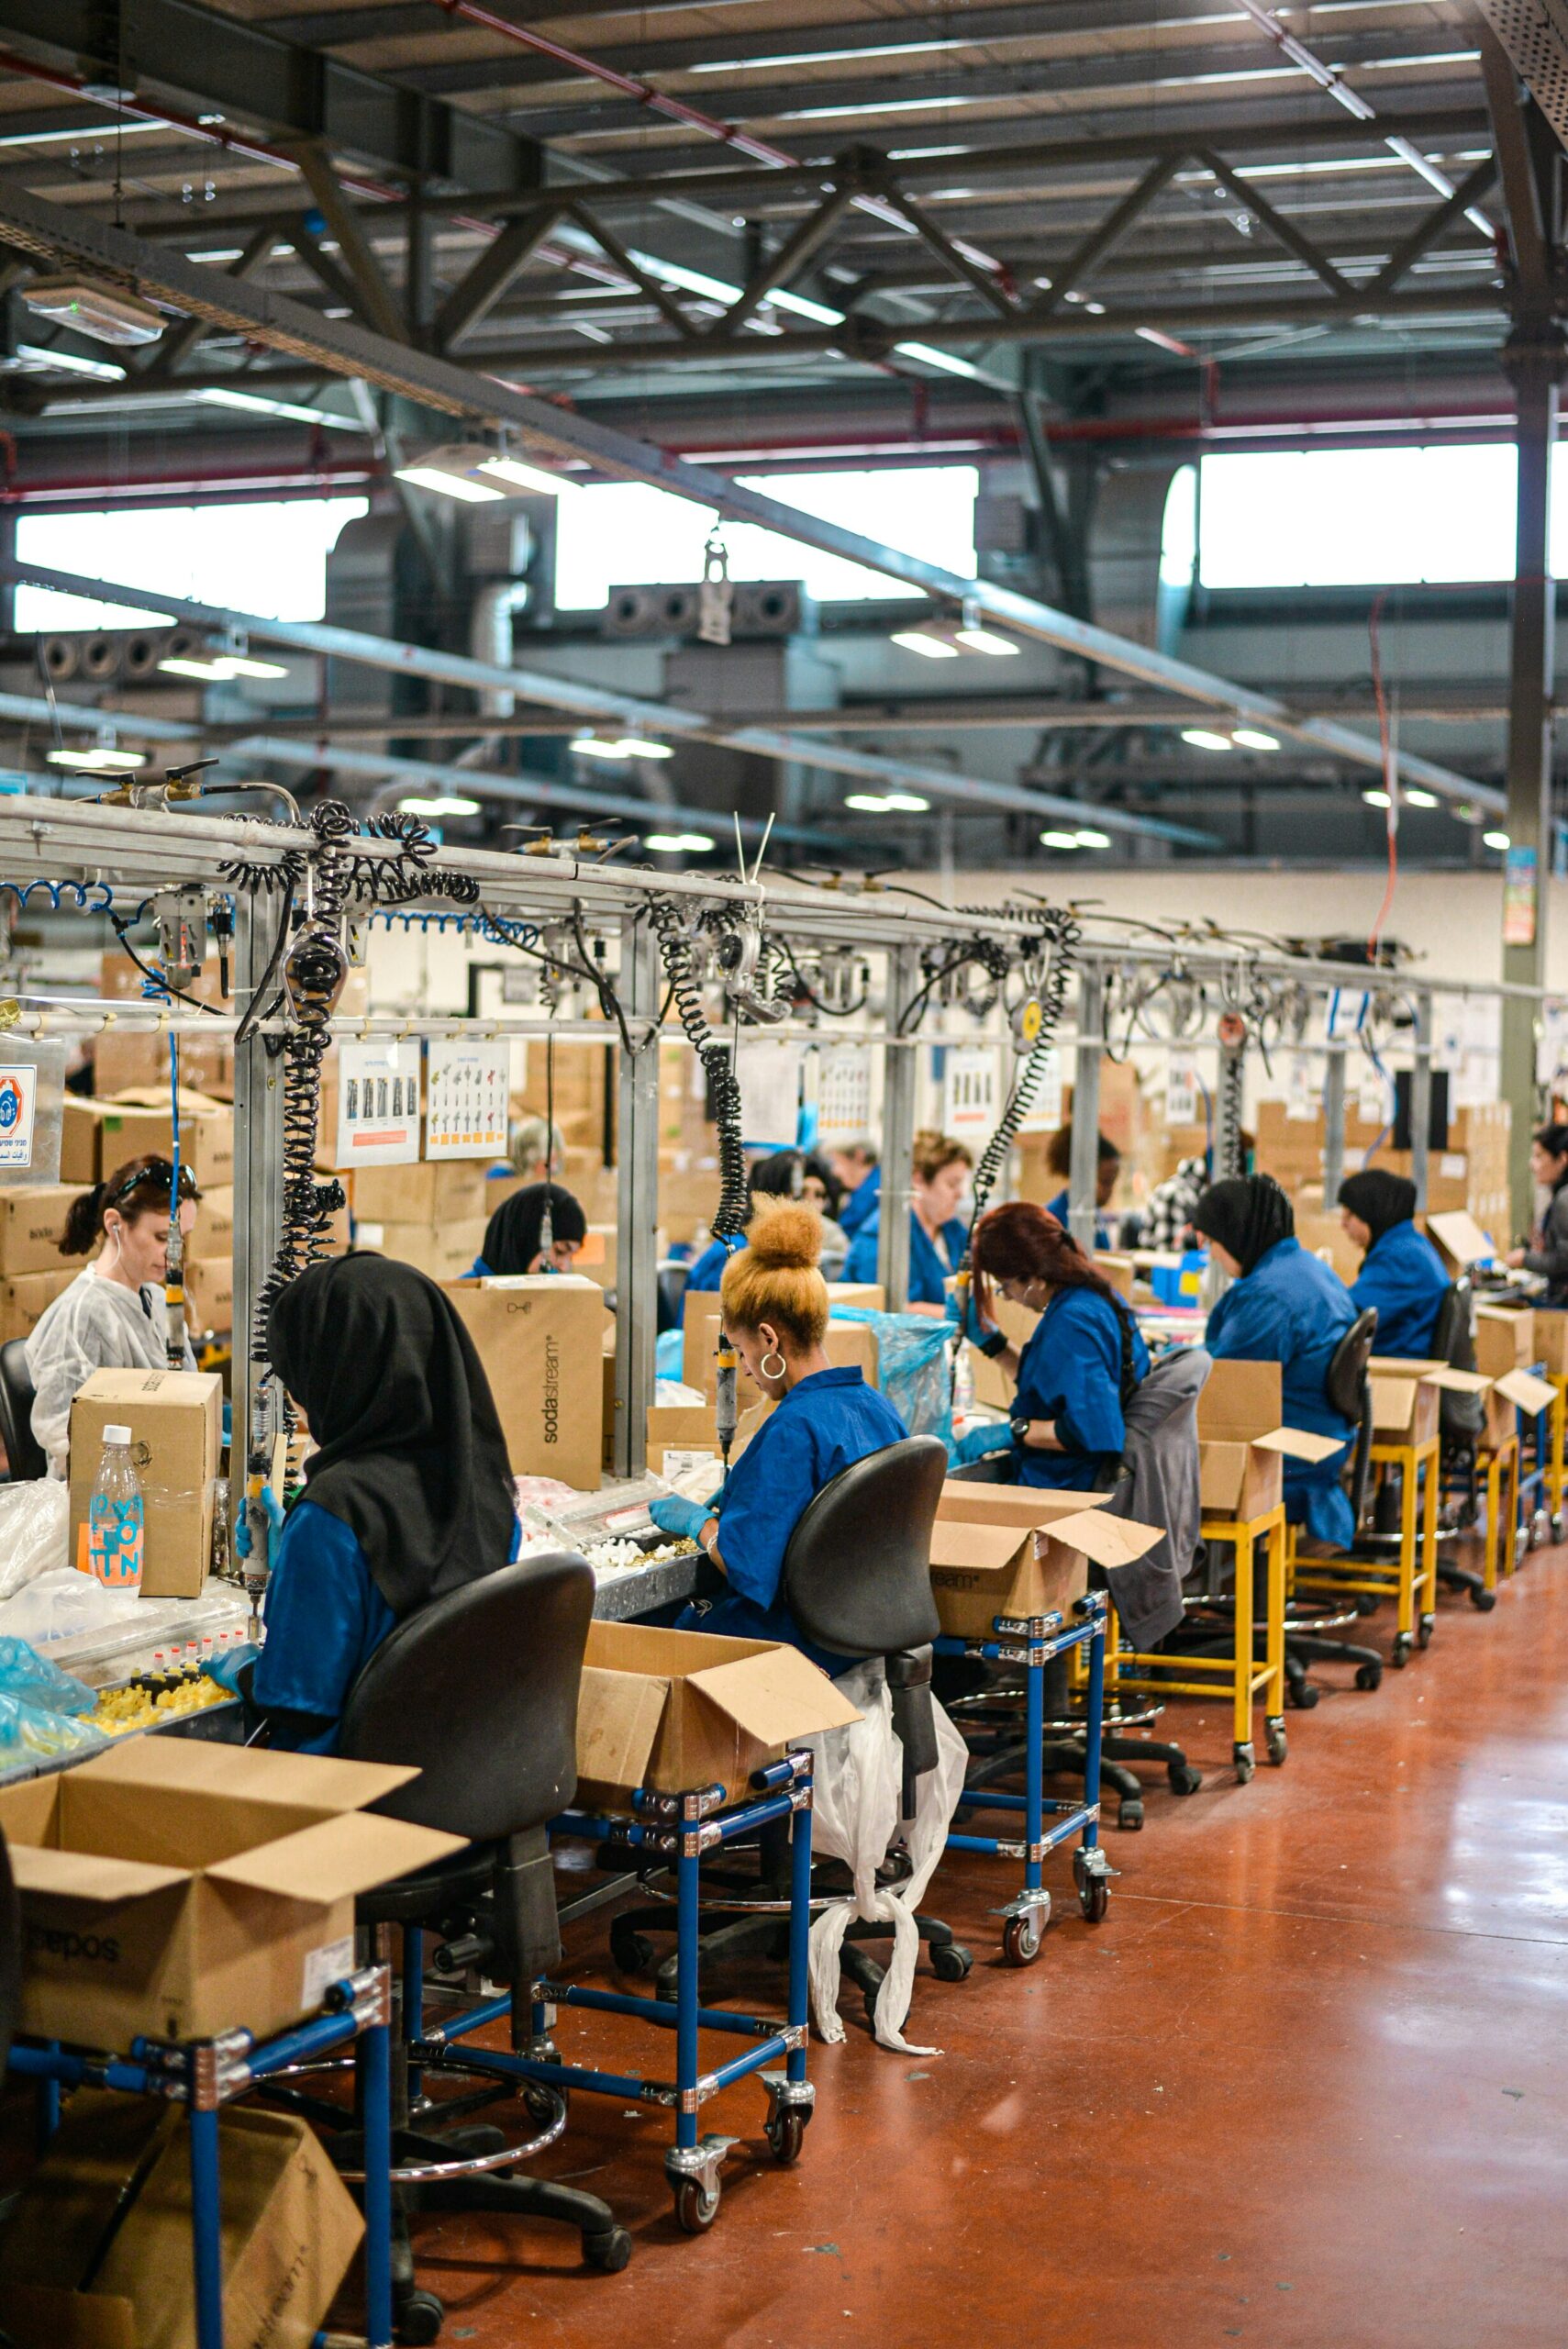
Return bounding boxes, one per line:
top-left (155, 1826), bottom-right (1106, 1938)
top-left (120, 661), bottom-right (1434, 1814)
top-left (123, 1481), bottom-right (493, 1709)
top-left (353, 1161), bottom-right (492, 1284)
top-left (1257, 1098), bottom-right (1513, 1243)
top-left (0, 1189), bottom-right (91, 1345)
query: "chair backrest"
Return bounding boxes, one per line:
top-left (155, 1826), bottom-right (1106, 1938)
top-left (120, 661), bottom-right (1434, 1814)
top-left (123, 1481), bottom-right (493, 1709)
top-left (338, 1551), bottom-right (595, 1842)
top-left (1432, 1276), bottom-right (1485, 1442)
top-left (782, 1434), bottom-right (946, 1659)
top-left (0, 1341), bottom-right (46, 1482)
top-left (1325, 1307), bottom-right (1378, 1421)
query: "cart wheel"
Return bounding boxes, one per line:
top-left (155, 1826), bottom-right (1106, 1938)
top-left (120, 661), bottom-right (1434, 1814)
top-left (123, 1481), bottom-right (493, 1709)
top-left (395, 2290), bottom-right (444, 2345)
top-left (1531, 1508), bottom-right (1550, 1550)
top-left (673, 2176), bottom-right (720, 2233)
top-left (1001, 1911), bottom-right (1043, 1966)
top-left (1286, 1678), bottom-right (1319, 1710)
top-left (1354, 1592), bottom-right (1380, 1618)
top-left (1232, 1744), bottom-right (1255, 1785)
top-left (584, 2226), bottom-right (633, 2274)
top-left (1470, 1585), bottom-right (1497, 1611)
top-left (1417, 1614), bottom-right (1434, 1650)
top-left (1391, 1633), bottom-right (1413, 1668)
top-left (1118, 1798), bottom-right (1144, 1831)
top-left (1169, 1762), bottom-right (1203, 1796)
top-left (930, 1940), bottom-right (973, 1984)
top-left (610, 1921), bottom-right (654, 1976)
top-left (523, 2079), bottom-right (563, 2126)
top-left (765, 2107), bottom-right (807, 2165)
top-left (1266, 1722), bottom-right (1288, 1766)
top-left (1078, 1874), bottom-right (1109, 1923)
top-left (1552, 1513), bottom-right (1565, 1545)
top-left (1355, 1660), bottom-right (1384, 1691)
top-left (1515, 1527), bottom-right (1530, 1567)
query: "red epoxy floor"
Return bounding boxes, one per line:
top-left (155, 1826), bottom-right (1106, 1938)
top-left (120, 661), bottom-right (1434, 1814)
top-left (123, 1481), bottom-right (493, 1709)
top-left (409, 1552), bottom-right (1568, 2349)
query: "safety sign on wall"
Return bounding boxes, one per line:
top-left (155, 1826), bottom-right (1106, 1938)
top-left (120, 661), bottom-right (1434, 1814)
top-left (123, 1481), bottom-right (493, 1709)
top-left (0, 1065), bottom-right (37, 1168)
top-left (335, 1039), bottom-right (422, 1167)
top-left (427, 1039), bottom-right (510, 1159)
top-left (942, 1044), bottom-right (999, 1136)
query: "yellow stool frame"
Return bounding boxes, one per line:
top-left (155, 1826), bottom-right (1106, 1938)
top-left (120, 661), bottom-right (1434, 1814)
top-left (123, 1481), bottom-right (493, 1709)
top-left (1112, 1503), bottom-right (1287, 1783)
top-left (1475, 1430), bottom-right (1521, 1596)
top-left (1293, 1431), bottom-right (1439, 1670)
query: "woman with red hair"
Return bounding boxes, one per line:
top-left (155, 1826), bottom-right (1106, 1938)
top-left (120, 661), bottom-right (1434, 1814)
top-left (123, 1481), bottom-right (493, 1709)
top-left (963, 1199), bottom-right (1151, 1489)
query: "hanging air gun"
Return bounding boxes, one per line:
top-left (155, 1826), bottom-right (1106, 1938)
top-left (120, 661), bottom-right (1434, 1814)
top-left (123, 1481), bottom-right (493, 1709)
top-left (715, 1331), bottom-right (739, 1480)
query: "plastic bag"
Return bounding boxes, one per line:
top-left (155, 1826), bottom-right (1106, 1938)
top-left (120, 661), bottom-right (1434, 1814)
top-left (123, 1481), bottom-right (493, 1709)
top-left (0, 1481), bottom-right (70, 1602)
top-left (0, 1634), bottom-right (95, 1715)
top-left (0, 1690), bottom-right (105, 1759)
top-left (655, 1328), bottom-right (685, 1380)
top-left (0, 1567), bottom-right (143, 1649)
top-left (801, 1659), bottom-right (967, 2055)
top-left (830, 1309), bottom-right (956, 1448)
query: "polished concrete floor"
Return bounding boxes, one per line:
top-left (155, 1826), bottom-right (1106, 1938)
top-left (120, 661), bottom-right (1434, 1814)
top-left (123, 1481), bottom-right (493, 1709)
top-left (410, 1552), bottom-right (1568, 2349)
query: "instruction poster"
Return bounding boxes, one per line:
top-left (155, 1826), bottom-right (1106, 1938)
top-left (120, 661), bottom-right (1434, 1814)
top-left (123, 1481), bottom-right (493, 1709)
top-left (815, 1044), bottom-right (873, 1148)
top-left (427, 1039), bottom-right (510, 1159)
top-left (734, 1037), bottom-right (803, 1150)
top-left (942, 1044), bottom-right (998, 1137)
top-left (335, 1039), bottom-right (422, 1167)
top-left (1164, 1052), bottom-right (1198, 1129)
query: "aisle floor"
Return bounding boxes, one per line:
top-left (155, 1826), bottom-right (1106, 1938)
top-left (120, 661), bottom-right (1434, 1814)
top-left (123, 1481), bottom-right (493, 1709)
top-left (415, 1553), bottom-right (1568, 2349)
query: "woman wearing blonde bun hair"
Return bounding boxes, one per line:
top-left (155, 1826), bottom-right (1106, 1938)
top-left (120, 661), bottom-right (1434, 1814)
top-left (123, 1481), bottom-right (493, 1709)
top-left (648, 1197), bottom-right (906, 1669)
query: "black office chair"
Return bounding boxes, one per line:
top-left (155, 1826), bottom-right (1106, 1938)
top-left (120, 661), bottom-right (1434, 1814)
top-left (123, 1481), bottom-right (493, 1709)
top-left (610, 1435), bottom-right (973, 2027)
top-left (274, 1553), bottom-right (629, 2343)
top-left (1277, 1306), bottom-right (1389, 1697)
top-left (0, 1341), bottom-right (45, 1482)
top-left (1419, 1278), bottom-right (1495, 1609)
top-left (657, 1261), bottom-right (691, 1336)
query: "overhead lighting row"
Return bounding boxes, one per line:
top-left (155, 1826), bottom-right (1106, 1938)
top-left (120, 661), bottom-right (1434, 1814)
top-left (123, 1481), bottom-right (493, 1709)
top-left (1040, 827), bottom-right (1113, 851)
top-left (394, 440), bottom-right (580, 503)
top-left (1180, 726), bottom-right (1280, 751)
top-left (891, 601), bottom-right (1020, 661)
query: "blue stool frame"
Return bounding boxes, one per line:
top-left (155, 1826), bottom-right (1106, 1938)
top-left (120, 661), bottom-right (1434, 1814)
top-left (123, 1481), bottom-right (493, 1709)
top-left (6, 1965), bottom-right (395, 2349)
top-left (938, 1591), bottom-right (1112, 1965)
top-left (411, 1753), bottom-right (815, 2233)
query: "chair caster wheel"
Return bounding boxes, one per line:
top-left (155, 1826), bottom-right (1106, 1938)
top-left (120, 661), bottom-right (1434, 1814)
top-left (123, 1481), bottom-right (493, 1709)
top-left (1417, 1615), bottom-right (1434, 1650)
top-left (1286, 1679), bottom-right (1319, 1710)
top-left (610, 1924), bottom-right (654, 1975)
top-left (1471, 1585), bottom-right (1497, 1611)
top-left (1233, 1743), bottom-right (1255, 1785)
top-left (584, 2225), bottom-right (633, 2273)
top-left (1530, 1508), bottom-right (1550, 1550)
top-left (1118, 1799), bottom-right (1144, 1830)
top-left (930, 1941), bottom-right (973, 1983)
top-left (395, 2290), bottom-right (444, 2344)
top-left (673, 2176), bottom-right (720, 2233)
top-left (1356, 1661), bottom-right (1383, 1690)
top-left (1354, 1592), bottom-right (1380, 1618)
top-left (1552, 1513), bottom-right (1565, 1545)
top-left (1169, 1763), bottom-right (1203, 1796)
top-left (766, 2108), bottom-right (808, 2165)
top-left (1002, 1911), bottom-right (1043, 1966)
top-left (1266, 1723), bottom-right (1287, 1766)
top-left (1391, 1633), bottom-right (1413, 1667)
top-left (1078, 1875), bottom-right (1109, 1923)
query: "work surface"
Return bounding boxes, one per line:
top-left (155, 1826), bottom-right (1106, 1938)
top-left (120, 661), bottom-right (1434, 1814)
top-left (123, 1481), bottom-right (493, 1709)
top-left (405, 1533), bottom-right (1568, 2349)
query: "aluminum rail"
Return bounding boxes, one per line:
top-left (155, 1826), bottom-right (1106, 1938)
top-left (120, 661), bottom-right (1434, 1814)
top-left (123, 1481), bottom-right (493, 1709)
top-left (0, 183), bottom-right (1496, 819)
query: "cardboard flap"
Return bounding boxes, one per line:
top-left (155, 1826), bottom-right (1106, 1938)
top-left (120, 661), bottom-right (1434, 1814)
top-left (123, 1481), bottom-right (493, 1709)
top-left (1196, 1358), bottom-right (1284, 1443)
top-left (1368, 1356), bottom-right (1448, 1375)
top-left (1426, 1208), bottom-right (1492, 1265)
top-left (1424, 1367), bottom-right (1493, 1394)
top-left (9, 1846), bottom-right (188, 1906)
top-left (575, 1663), bottom-right (668, 1793)
top-left (1042, 1510), bottom-right (1162, 1569)
top-left (73, 1738), bottom-right (420, 1818)
top-left (206, 1812), bottom-right (463, 1903)
top-left (1496, 1367), bottom-right (1558, 1413)
top-left (937, 1481), bottom-right (1106, 1528)
top-left (928, 1520), bottom-right (1031, 1575)
top-left (1370, 1376), bottom-right (1417, 1430)
top-left (1254, 1426), bottom-right (1347, 1464)
top-left (686, 1647), bottom-right (862, 1744)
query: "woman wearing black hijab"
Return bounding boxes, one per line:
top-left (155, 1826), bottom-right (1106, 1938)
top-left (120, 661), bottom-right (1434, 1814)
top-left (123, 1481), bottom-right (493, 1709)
top-left (472, 1180), bottom-right (588, 1277)
top-left (1195, 1173), bottom-right (1359, 1547)
top-left (1339, 1167), bottom-right (1448, 1356)
top-left (251, 1255), bottom-right (518, 1752)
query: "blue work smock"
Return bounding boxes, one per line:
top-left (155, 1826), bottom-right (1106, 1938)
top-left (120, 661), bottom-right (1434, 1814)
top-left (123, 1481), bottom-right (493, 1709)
top-left (1044, 1186), bottom-right (1113, 1251)
top-left (1009, 1286), bottom-right (1151, 1489)
top-left (1206, 1236), bottom-right (1357, 1546)
top-left (1351, 1219), bottom-right (1449, 1360)
top-left (686, 1236), bottom-right (732, 1291)
top-left (679, 1364), bottom-right (906, 1673)
top-left (837, 1163), bottom-right (882, 1241)
top-left (842, 1209), bottom-right (966, 1305)
top-left (255, 1499), bottom-right (519, 1753)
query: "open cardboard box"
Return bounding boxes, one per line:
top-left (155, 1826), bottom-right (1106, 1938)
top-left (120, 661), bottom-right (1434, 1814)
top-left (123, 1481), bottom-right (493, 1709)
top-left (1424, 1208), bottom-right (1496, 1273)
top-left (1485, 1363), bottom-right (1559, 1445)
top-left (1368, 1355), bottom-right (1491, 1446)
top-left (574, 1620), bottom-right (861, 1809)
top-left (1533, 1309), bottom-right (1568, 1376)
top-left (928, 1480), bottom-right (1161, 1639)
top-left (0, 1739), bottom-right (461, 2047)
top-left (68, 1368), bottom-right (224, 1598)
top-left (1195, 1359), bottom-right (1347, 1520)
top-left (1474, 1305), bottom-right (1537, 1378)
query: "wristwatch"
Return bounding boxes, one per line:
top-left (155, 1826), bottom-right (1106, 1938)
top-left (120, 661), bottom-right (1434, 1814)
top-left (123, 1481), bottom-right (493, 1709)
top-left (1009, 1417), bottom-right (1030, 1442)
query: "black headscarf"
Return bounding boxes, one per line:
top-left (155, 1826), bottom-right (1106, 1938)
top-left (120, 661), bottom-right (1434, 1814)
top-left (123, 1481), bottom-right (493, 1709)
top-left (1194, 1174), bottom-right (1295, 1277)
top-left (481, 1180), bottom-right (587, 1276)
top-left (750, 1150), bottom-right (804, 1199)
top-left (1337, 1167), bottom-right (1416, 1248)
top-left (269, 1254), bottom-right (516, 1619)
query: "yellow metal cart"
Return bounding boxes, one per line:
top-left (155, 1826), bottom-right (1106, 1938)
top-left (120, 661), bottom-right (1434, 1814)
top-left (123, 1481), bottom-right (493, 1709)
top-left (1293, 1427), bottom-right (1440, 1669)
top-left (1475, 1427), bottom-right (1521, 1597)
top-left (1116, 1502), bottom-right (1288, 1783)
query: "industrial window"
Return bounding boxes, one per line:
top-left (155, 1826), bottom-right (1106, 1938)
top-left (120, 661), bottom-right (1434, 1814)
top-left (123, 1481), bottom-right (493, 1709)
top-left (13, 496), bottom-right (372, 631)
top-left (1189, 445), bottom-right (1568, 589)
top-left (552, 465), bottom-right (978, 609)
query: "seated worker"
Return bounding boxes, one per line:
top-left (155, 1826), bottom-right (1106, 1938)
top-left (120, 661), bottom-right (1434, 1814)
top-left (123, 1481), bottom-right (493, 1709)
top-left (506, 1115), bottom-right (567, 1186)
top-left (1144, 1155), bottom-right (1208, 1252)
top-left (649, 1199), bottom-right (906, 1672)
top-left (842, 1130), bottom-right (973, 1316)
top-left (800, 1152), bottom-right (850, 1278)
top-left (1507, 1123), bottom-right (1568, 1306)
top-left (254, 1254), bottom-right (518, 1753)
top-left (470, 1180), bottom-right (587, 1277)
top-left (958, 1200), bottom-right (1151, 1488)
top-left (829, 1138), bottom-right (881, 1241)
top-left (686, 1150), bottom-right (806, 1290)
top-left (1195, 1174), bottom-right (1357, 1548)
top-left (27, 1156), bottom-right (201, 1477)
top-left (1042, 1126), bottom-right (1120, 1250)
top-left (1339, 1167), bottom-right (1449, 1357)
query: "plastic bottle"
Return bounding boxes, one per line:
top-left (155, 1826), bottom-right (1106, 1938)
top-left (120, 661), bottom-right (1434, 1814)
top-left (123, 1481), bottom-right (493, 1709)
top-left (210, 1477), bottom-right (232, 1582)
top-left (88, 1425), bottom-right (143, 1593)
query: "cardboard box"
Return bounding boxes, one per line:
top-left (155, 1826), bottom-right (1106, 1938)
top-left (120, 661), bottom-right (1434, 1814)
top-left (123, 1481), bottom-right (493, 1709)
top-left (183, 1255), bottom-right (233, 1335)
top-left (646, 1402), bottom-right (722, 1480)
top-left (574, 1620), bottom-right (860, 1809)
top-left (1366, 1357), bottom-right (1488, 1446)
top-left (1474, 1306), bottom-right (1536, 1378)
top-left (683, 1302), bottom-right (878, 1399)
top-left (1532, 1309), bottom-right (1568, 1375)
top-left (59, 1097), bottom-right (106, 1188)
top-left (0, 1267), bottom-right (77, 1346)
top-left (0, 1187), bottom-right (87, 1277)
top-left (184, 1182), bottom-right (233, 1261)
top-left (0, 2095), bottom-right (362, 2349)
top-left (68, 1368), bottom-right (223, 1598)
top-left (351, 1159), bottom-right (491, 1226)
top-left (360, 1218), bottom-right (487, 1283)
top-left (826, 1282), bottom-right (886, 1310)
top-left (94, 1028), bottom-right (235, 1101)
top-left (1099, 1253), bottom-right (1135, 1301)
top-left (1195, 1359), bottom-right (1347, 1520)
top-left (445, 1275), bottom-right (606, 1490)
top-left (927, 1481), bottom-right (1161, 1640)
top-left (1492, 1364), bottom-right (1558, 1424)
top-left (0, 1738), bottom-right (461, 2045)
top-left (1425, 1208), bottom-right (1496, 1272)
top-left (98, 1092), bottom-right (234, 1190)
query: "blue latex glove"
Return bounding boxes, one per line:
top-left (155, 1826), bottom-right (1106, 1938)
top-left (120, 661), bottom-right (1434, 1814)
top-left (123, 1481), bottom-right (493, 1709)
top-left (948, 1421), bottom-right (1015, 1466)
top-left (206, 1641), bottom-right (261, 1696)
top-left (649, 1494), bottom-right (710, 1542)
top-left (947, 1286), bottom-right (996, 1348)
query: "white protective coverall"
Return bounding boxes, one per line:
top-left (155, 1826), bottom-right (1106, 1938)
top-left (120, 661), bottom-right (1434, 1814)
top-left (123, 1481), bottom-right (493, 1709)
top-left (25, 1267), bottom-right (194, 1476)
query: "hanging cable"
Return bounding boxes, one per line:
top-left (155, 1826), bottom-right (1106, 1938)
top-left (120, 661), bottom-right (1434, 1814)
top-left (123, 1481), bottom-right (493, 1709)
top-left (649, 896), bottom-right (750, 1241)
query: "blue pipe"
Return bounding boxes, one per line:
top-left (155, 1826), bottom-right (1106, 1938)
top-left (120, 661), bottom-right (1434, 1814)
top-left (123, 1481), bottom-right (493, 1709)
top-left (787, 1793), bottom-right (812, 2086)
top-left (189, 2105), bottom-right (224, 2349)
top-left (361, 2020), bottom-right (394, 2349)
top-left (676, 1831), bottom-right (700, 2153)
top-left (1025, 1645), bottom-right (1044, 1898)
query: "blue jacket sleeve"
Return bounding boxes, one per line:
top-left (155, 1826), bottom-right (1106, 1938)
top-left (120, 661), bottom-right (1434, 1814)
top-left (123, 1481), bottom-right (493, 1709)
top-left (1017, 1298), bottom-right (1128, 1456)
top-left (254, 1501), bottom-right (392, 1727)
top-left (713, 1410), bottom-right (817, 1613)
top-left (1203, 1277), bottom-right (1290, 1364)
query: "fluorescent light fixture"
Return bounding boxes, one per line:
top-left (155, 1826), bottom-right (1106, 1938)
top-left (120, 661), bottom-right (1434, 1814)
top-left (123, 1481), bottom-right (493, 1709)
top-left (693, 37), bottom-right (961, 70)
top-left (892, 341), bottom-right (981, 379)
top-left (1403, 786), bottom-right (1439, 808)
top-left (846, 793), bottom-right (893, 812)
top-left (158, 655), bottom-right (230, 680)
top-left (395, 459), bottom-right (505, 505)
top-left (397, 793), bottom-right (481, 816)
top-left (14, 342), bottom-right (124, 381)
top-left (1181, 728), bottom-right (1233, 751)
top-left (890, 628), bottom-right (961, 660)
top-left (46, 744), bottom-right (145, 772)
top-left (953, 624), bottom-right (1018, 656)
top-left (397, 439), bottom-right (578, 501)
top-left (477, 453), bottom-right (578, 495)
top-left (1074, 828), bottom-right (1112, 848)
top-left (0, 117), bottom-right (164, 150)
top-left (220, 653), bottom-right (290, 680)
top-left (617, 735), bottom-right (673, 760)
top-left (20, 275), bottom-right (164, 348)
top-left (571, 732), bottom-right (673, 761)
top-left (1231, 727), bottom-right (1279, 751)
top-left (644, 831), bottom-right (715, 852)
top-left (1484, 829), bottom-right (1511, 851)
top-left (1040, 829), bottom-right (1083, 850)
top-left (197, 386), bottom-right (358, 430)
top-left (158, 648), bottom-right (289, 683)
top-left (1362, 789), bottom-right (1392, 807)
top-left (882, 791), bottom-right (930, 812)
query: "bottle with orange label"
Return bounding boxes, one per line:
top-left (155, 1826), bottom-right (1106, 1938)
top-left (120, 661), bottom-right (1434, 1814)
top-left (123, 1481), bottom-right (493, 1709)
top-left (87, 1424), bottom-right (144, 1593)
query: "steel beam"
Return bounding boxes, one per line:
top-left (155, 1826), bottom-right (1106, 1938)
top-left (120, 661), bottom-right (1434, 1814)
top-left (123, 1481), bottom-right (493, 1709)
top-left (1366, 157), bottom-right (1500, 297)
top-left (1195, 150), bottom-right (1352, 299)
top-left (433, 206), bottom-right (565, 349)
top-left (285, 140), bottom-right (406, 342)
top-left (1035, 157), bottom-right (1184, 314)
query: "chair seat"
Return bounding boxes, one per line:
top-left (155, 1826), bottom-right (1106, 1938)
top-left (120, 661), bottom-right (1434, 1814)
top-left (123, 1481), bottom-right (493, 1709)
top-left (357, 1841), bottom-right (499, 1926)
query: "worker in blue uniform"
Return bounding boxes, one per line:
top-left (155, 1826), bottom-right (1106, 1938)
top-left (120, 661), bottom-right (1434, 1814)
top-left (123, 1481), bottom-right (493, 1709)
top-left (842, 1130), bottom-right (973, 1314)
top-left (685, 1149), bottom-right (806, 1290)
top-left (1195, 1174), bottom-right (1357, 1549)
top-left (1338, 1167), bottom-right (1449, 1358)
top-left (1041, 1126), bottom-right (1121, 1251)
top-left (830, 1141), bottom-right (881, 1241)
top-left (955, 1199), bottom-right (1151, 1487)
top-left (468, 1179), bottom-right (586, 1278)
top-left (253, 1255), bottom-right (519, 1752)
top-left (649, 1198), bottom-right (906, 1672)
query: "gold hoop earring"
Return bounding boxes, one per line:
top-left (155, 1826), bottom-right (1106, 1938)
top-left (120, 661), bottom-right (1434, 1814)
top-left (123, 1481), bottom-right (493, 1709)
top-left (761, 1348), bottom-right (786, 1381)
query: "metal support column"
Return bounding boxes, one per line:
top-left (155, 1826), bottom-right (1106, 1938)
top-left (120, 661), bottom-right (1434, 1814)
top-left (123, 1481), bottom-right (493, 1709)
top-left (1321, 1046), bottom-right (1348, 1207)
top-left (879, 949), bottom-right (920, 1312)
top-left (1068, 960), bottom-right (1104, 1253)
top-left (231, 894), bottom-right (284, 1578)
top-left (1410, 989), bottom-right (1433, 1215)
top-left (615, 916), bottom-right (661, 1477)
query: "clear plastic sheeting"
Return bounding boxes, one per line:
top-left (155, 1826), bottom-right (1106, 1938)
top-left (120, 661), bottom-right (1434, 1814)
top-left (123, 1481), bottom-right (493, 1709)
top-left (0, 1479), bottom-right (70, 1601)
top-left (0, 1576), bottom-right (250, 1682)
top-left (830, 1309), bottom-right (956, 1447)
top-left (802, 1659), bottom-right (967, 2056)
